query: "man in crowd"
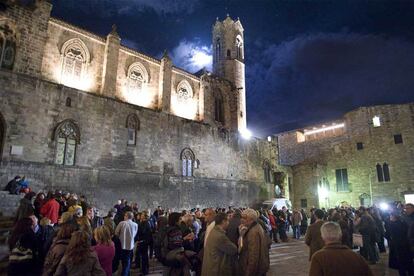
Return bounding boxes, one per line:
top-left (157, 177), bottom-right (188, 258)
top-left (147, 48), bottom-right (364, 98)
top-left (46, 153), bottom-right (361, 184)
top-left (305, 209), bottom-right (325, 261)
top-left (239, 208), bottom-right (270, 276)
top-left (115, 211), bottom-right (138, 276)
top-left (309, 221), bottom-right (374, 276)
top-left (203, 208), bottom-right (216, 246)
top-left (202, 212), bottom-right (238, 276)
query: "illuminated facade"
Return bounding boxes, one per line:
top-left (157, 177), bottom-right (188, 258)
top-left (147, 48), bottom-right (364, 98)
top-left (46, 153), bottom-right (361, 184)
top-left (0, 1), bottom-right (284, 212)
top-left (277, 103), bottom-right (414, 208)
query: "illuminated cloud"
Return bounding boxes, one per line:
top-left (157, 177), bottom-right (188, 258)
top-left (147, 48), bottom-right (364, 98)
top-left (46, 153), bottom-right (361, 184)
top-left (170, 39), bottom-right (212, 73)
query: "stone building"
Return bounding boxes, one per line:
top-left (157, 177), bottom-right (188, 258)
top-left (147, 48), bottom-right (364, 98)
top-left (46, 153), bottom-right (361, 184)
top-left (277, 103), bottom-right (414, 209)
top-left (0, 1), bottom-right (285, 212)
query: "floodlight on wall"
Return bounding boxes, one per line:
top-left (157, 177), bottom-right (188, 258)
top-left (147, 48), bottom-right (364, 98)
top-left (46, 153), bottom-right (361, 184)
top-left (304, 123), bottom-right (345, 136)
top-left (267, 136), bottom-right (272, 142)
top-left (239, 128), bottom-right (252, 140)
top-left (318, 187), bottom-right (329, 199)
top-left (372, 116), bottom-right (381, 127)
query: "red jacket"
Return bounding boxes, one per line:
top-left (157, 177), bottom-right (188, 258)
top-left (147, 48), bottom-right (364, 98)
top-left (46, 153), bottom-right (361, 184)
top-left (40, 199), bottom-right (60, 224)
top-left (268, 214), bottom-right (277, 229)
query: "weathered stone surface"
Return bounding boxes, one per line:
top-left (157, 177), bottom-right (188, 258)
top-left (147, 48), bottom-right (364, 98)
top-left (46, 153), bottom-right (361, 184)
top-left (277, 104), bottom-right (414, 208)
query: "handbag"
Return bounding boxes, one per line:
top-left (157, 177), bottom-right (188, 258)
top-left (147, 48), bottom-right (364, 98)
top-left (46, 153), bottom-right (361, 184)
top-left (352, 233), bottom-right (363, 247)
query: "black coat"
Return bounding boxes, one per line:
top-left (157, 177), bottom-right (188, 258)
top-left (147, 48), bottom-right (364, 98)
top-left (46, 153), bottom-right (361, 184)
top-left (386, 219), bottom-right (413, 270)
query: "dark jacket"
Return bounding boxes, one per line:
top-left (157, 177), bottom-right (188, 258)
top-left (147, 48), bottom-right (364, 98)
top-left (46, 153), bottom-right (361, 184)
top-left (226, 215), bottom-right (241, 245)
top-left (309, 243), bottom-right (374, 276)
top-left (386, 219), bottom-right (413, 270)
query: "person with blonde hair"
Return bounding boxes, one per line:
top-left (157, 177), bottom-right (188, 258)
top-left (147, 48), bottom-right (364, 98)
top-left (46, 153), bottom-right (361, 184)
top-left (54, 230), bottom-right (105, 275)
top-left (93, 226), bottom-right (115, 276)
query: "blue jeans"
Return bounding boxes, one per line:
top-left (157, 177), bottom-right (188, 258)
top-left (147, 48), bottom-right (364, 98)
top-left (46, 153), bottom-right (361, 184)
top-left (121, 249), bottom-right (133, 276)
top-left (293, 225), bottom-right (300, 239)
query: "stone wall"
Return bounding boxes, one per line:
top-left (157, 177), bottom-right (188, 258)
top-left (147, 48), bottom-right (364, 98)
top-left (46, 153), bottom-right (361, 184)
top-left (0, 70), bottom-right (270, 211)
top-left (277, 104), bottom-right (414, 208)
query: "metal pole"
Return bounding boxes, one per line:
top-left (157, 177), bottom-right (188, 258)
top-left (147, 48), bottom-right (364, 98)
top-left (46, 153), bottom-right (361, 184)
top-left (369, 172), bottom-right (373, 206)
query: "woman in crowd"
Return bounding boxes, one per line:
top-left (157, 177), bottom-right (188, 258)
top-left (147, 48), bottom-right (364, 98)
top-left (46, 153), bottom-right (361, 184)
top-left (42, 223), bottom-right (76, 276)
top-left (54, 230), bottom-right (105, 276)
top-left (92, 226), bottom-right (115, 276)
top-left (16, 191), bottom-right (36, 221)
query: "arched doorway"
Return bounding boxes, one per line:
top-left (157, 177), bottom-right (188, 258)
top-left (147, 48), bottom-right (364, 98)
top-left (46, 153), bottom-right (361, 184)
top-left (0, 112), bottom-right (5, 160)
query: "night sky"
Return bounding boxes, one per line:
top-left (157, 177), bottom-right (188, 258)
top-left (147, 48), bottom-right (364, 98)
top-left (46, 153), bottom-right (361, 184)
top-left (51, 0), bottom-right (414, 137)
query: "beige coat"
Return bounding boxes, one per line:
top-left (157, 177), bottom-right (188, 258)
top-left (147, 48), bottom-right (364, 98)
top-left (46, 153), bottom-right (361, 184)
top-left (305, 220), bottom-right (325, 261)
top-left (309, 243), bottom-right (374, 276)
top-left (201, 225), bottom-right (238, 276)
top-left (239, 222), bottom-right (270, 276)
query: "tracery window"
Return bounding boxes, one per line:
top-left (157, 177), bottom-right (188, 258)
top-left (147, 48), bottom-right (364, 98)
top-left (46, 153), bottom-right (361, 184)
top-left (61, 38), bottom-right (90, 85)
top-left (126, 114), bottom-right (139, 146)
top-left (176, 80), bottom-right (193, 101)
top-left (54, 120), bottom-right (80, 166)
top-left (127, 62), bottom-right (149, 94)
top-left (214, 90), bottom-right (224, 124)
top-left (0, 23), bottom-right (16, 70)
top-left (236, 35), bottom-right (243, 60)
top-left (180, 148), bottom-right (195, 177)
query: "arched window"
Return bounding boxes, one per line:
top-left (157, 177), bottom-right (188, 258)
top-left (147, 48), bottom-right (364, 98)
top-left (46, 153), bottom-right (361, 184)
top-left (54, 120), bottom-right (80, 166)
top-left (263, 160), bottom-right (272, 183)
top-left (176, 80), bottom-right (193, 101)
top-left (127, 62), bottom-right (149, 94)
top-left (0, 22), bottom-right (17, 70)
top-left (214, 90), bottom-right (224, 124)
top-left (180, 148), bottom-right (195, 177)
top-left (236, 35), bottom-right (243, 60)
top-left (60, 38), bottom-right (90, 86)
top-left (126, 114), bottom-right (139, 146)
top-left (215, 38), bottom-right (221, 63)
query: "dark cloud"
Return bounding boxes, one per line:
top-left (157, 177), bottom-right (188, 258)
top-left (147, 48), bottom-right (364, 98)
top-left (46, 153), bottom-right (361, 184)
top-left (247, 33), bottom-right (414, 137)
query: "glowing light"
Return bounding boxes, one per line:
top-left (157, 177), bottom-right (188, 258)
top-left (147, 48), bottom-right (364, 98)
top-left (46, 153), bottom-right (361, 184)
top-left (318, 187), bottom-right (328, 199)
top-left (379, 202), bottom-right (389, 211)
top-left (121, 84), bottom-right (155, 108)
top-left (240, 128), bottom-right (252, 140)
top-left (372, 116), bottom-right (381, 127)
top-left (304, 123), bottom-right (345, 136)
top-left (170, 94), bottom-right (198, 120)
top-left (191, 50), bottom-right (212, 69)
top-left (267, 136), bottom-right (272, 142)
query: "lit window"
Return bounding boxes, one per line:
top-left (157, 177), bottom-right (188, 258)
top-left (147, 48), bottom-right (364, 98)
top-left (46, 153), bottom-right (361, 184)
top-left (126, 114), bottom-right (139, 146)
top-left (54, 120), bottom-right (80, 166)
top-left (127, 62), bottom-right (149, 94)
top-left (61, 38), bottom-right (90, 86)
top-left (372, 116), bottom-right (381, 127)
top-left (181, 148), bottom-right (195, 177)
top-left (176, 80), bottom-right (193, 101)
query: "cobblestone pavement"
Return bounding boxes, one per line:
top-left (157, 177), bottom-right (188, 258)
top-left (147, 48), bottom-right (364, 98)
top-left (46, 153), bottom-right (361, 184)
top-left (131, 237), bottom-right (398, 276)
top-left (267, 238), bottom-right (398, 276)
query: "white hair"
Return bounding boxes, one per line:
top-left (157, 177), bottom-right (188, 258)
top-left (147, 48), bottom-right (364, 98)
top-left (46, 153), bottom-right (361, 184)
top-left (242, 208), bottom-right (258, 221)
top-left (321, 221), bottom-right (342, 242)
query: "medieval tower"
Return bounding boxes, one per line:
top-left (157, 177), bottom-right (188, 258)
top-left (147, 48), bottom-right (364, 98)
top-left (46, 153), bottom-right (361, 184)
top-left (212, 15), bottom-right (247, 131)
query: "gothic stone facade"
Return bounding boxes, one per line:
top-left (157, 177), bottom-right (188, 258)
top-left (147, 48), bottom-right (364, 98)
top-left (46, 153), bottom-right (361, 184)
top-left (277, 103), bottom-right (414, 209)
top-left (0, 1), bottom-right (282, 212)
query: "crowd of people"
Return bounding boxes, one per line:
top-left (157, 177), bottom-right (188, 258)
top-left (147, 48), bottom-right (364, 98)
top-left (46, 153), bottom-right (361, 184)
top-left (3, 176), bottom-right (414, 276)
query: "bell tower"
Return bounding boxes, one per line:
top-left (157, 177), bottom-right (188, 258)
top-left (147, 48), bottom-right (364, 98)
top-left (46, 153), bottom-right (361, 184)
top-left (212, 15), bottom-right (247, 131)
